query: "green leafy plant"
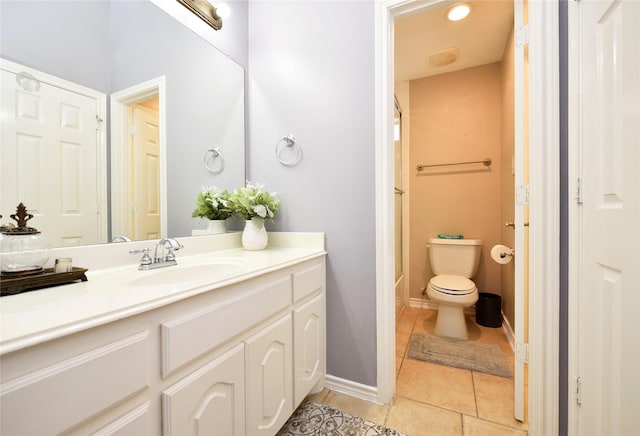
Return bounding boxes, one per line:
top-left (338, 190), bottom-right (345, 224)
top-left (229, 181), bottom-right (281, 227)
top-left (191, 186), bottom-right (233, 220)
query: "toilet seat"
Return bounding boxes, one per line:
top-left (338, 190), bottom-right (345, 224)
top-left (430, 274), bottom-right (476, 295)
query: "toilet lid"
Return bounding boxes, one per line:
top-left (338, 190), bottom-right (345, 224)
top-left (430, 275), bottom-right (476, 295)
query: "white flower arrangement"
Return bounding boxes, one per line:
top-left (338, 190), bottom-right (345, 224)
top-left (191, 186), bottom-right (233, 220)
top-left (228, 181), bottom-right (281, 228)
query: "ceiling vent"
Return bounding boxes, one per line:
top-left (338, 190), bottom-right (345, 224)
top-left (428, 48), bottom-right (459, 67)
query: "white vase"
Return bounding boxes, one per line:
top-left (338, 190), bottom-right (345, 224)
top-left (206, 219), bottom-right (227, 234)
top-left (241, 219), bottom-right (268, 250)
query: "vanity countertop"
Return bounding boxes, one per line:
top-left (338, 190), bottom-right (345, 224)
top-left (0, 232), bottom-right (326, 356)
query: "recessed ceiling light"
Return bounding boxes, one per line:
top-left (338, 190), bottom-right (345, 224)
top-left (446, 3), bottom-right (472, 22)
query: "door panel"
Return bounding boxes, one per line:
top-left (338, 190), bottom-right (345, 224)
top-left (573, 0), bottom-right (640, 434)
top-left (1, 69), bottom-right (100, 246)
top-left (131, 105), bottom-right (160, 240)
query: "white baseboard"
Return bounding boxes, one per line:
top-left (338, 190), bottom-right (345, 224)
top-left (501, 310), bottom-right (516, 352)
top-left (324, 374), bottom-right (381, 404)
top-left (407, 297), bottom-right (436, 310)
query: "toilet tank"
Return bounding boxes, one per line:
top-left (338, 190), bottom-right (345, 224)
top-left (427, 238), bottom-right (482, 278)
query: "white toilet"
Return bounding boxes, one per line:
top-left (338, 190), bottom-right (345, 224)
top-left (426, 237), bottom-right (482, 340)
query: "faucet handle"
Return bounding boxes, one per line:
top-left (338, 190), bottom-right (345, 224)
top-left (165, 247), bottom-right (177, 262)
top-left (129, 248), bottom-right (152, 266)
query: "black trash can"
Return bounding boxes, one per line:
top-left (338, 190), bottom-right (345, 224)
top-left (476, 292), bottom-right (502, 327)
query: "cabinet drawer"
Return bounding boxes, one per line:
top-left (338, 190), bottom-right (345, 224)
top-left (161, 277), bottom-right (291, 376)
top-left (292, 262), bottom-right (324, 304)
top-left (92, 401), bottom-right (152, 436)
top-left (0, 331), bottom-right (150, 435)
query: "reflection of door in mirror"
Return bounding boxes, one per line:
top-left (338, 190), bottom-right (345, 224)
top-left (0, 60), bottom-right (108, 247)
top-left (110, 77), bottom-right (167, 243)
top-left (131, 102), bottom-right (160, 240)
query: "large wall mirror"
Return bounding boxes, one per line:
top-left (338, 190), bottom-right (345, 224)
top-left (0, 0), bottom-right (245, 248)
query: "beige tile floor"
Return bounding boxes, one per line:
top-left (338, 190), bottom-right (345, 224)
top-left (306, 307), bottom-right (529, 436)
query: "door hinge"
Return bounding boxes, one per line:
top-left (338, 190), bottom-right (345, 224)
top-left (516, 25), bottom-right (529, 47)
top-left (516, 185), bottom-right (530, 205)
top-left (515, 342), bottom-right (529, 363)
top-left (575, 178), bottom-right (583, 204)
top-left (575, 376), bottom-right (583, 404)
top-left (129, 124), bottom-right (137, 135)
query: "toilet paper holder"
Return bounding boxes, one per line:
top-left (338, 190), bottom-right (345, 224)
top-left (499, 249), bottom-right (515, 258)
top-left (491, 244), bottom-right (514, 264)
top-left (505, 221), bottom-right (529, 228)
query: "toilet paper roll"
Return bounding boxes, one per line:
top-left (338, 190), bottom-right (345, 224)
top-left (491, 244), bottom-right (514, 264)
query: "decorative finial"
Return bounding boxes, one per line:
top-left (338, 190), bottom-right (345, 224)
top-left (2, 203), bottom-right (40, 235)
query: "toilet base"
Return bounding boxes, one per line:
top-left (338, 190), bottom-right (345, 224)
top-left (434, 304), bottom-right (469, 340)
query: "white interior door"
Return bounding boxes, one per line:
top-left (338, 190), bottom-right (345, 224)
top-left (513, 0), bottom-right (529, 422)
top-left (0, 67), bottom-right (103, 247)
top-left (570, 0), bottom-right (640, 434)
top-left (131, 104), bottom-right (160, 240)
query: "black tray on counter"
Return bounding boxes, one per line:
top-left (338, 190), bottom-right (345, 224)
top-left (1, 267), bottom-right (88, 297)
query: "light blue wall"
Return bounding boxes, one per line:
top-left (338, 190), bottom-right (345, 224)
top-left (0, 0), bottom-right (110, 91)
top-left (109, 1), bottom-right (246, 238)
top-left (247, 1), bottom-right (378, 386)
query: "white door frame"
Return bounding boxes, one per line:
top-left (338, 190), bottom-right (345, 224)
top-left (110, 76), bottom-right (167, 241)
top-left (513, 0), bottom-right (527, 421)
top-left (374, 1), bottom-right (560, 433)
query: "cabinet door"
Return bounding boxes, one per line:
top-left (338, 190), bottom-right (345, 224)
top-left (162, 343), bottom-right (245, 436)
top-left (293, 294), bottom-right (326, 406)
top-left (245, 314), bottom-right (293, 436)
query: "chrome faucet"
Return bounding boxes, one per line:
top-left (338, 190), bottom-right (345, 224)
top-left (154, 238), bottom-right (183, 264)
top-left (112, 235), bottom-right (132, 243)
top-left (129, 238), bottom-right (184, 270)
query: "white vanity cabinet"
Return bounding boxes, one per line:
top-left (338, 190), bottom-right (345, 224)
top-left (0, 254), bottom-right (326, 436)
top-left (162, 259), bottom-right (325, 436)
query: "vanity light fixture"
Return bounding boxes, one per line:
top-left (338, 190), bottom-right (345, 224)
top-left (178, 0), bottom-right (223, 30)
top-left (215, 3), bottom-right (231, 20)
top-left (446, 3), bottom-right (472, 22)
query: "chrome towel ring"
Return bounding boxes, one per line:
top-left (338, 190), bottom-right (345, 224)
top-left (204, 147), bottom-right (224, 174)
top-left (276, 134), bottom-right (302, 167)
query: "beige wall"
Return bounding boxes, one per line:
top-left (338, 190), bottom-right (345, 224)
top-left (408, 63), bottom-right (504, 299)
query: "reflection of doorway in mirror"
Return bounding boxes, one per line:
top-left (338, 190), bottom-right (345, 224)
top-left (110, 76), bottom-right (167, 243)
top-left (130, 102), bottom-right (160, 240)
top-left (0, 60), bottom-right (108, 247)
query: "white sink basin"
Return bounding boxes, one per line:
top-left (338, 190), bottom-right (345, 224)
top-left (129, 261), bottom-right (246, 287)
